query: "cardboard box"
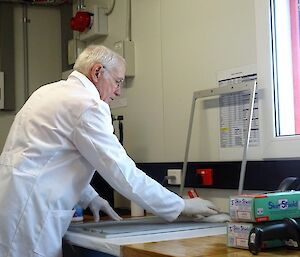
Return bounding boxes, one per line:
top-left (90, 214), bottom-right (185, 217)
top-left (227, 222), bottom-right (284, 249)
top-left (229, 191), bottom-right (300, 222)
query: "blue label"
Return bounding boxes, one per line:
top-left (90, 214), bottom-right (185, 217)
top-left (231, 198), bottom-right (251, 206)
top-left (73, 204), bottom-right (83, 217)
top-left (268, 199), bottom-right (298, 210)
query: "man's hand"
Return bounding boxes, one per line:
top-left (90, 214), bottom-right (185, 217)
top-left (88, 195), bottom-right (122, 222)
top-left (196, 213), bottom-right (231, 223)
top-left (182, 198), bottom-right (219, 217)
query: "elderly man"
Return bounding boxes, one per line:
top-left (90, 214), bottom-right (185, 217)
top-left (0, 45), bottom-right (225, 257)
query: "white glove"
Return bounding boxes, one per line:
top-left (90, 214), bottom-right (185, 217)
top-left (182, 198), bottom-right (219, 217)
top-left (196, 213), bottom-right (231, 223)
top-left (88, 195), bottom-right (122, 222)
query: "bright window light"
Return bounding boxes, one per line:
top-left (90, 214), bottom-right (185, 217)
top-left (271, 0), bottom-right (300, 136)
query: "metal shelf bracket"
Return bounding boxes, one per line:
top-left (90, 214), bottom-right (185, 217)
top-left (179, 80), bottom-right (257, 196)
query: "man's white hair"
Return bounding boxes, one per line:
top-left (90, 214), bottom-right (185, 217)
top-left (73, 45), bottom-right (125, 75)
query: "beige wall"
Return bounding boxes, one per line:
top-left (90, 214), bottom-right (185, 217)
top-left (0, 1), bottom-right (257, 160)
top-left (84, 0), bottom-right (257, 210)
top-left (88, 0), bottom-right (257, 163)
top-left (0, 1), bottom-right (257, 211)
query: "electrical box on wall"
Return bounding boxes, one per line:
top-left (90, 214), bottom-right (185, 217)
top-left (114, 40), bottom-right (135, 77)
top-left (0, 72), bottom-right (4, 109)
top-left (79, 6), bottom-right (108, 42)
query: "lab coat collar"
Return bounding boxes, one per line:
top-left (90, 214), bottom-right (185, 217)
top-left (68, 70), bottom-right (100, 99)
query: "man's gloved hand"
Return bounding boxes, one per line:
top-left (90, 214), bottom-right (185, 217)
top-left (196, 213), bottom-right (231, 223)
top-left (182, 198), bottom-right (220, 217)
top-left (88, 195), bottom-right (122, 222)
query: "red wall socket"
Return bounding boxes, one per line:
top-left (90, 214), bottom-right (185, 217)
top-left (196, 168), bottom-right (213, 186)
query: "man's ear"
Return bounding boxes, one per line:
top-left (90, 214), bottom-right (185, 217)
top-left (90, 64), bottom-right (103, 83)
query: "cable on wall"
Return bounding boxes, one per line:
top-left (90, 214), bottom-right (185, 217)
top-left (105, 0), bottom-right (115, 15)
top-left (22, 4), bottom-right (29, 101)
top-left (125, 0), bottom-right (132, 41)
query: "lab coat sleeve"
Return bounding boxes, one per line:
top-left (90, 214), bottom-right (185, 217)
top-left (72, 103), bottom-right (185, 222)
top-left (78, 184), bottom-right (99, 209)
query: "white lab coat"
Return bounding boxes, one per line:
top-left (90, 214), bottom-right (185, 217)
top-left (0, 71), bottom-right (184, 257)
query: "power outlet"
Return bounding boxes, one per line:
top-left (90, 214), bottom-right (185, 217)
top-left (167, 169), bottom-right (182, 185)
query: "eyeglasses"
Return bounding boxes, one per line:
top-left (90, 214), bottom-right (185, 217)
top-left (103, 66), bottom-right (125, 88)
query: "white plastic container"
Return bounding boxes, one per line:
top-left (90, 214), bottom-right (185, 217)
top-left (130, 201), bottom-right (144, 217)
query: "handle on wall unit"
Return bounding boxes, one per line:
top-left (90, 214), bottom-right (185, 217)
top-left (0, 71), bottom-right (4, 110)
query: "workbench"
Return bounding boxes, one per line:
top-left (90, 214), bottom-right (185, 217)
top-left (64, 217), bottom-right (300, 257)
top-left (122, 235), bottom-right (300, 257)
top-left (64, 231), bottom-right (300, 257)
top-left (63, 216), bottom-right (226, 257)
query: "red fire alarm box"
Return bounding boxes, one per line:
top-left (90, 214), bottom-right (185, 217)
top-left (196, 169), bottom-right (213, 186)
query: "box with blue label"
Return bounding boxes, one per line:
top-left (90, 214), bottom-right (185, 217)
top-left (227, 222), bottom-right (284, 249)
top-left (229, 191), bottom-right (300, 222)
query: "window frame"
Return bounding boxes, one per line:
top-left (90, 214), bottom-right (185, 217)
top-left (255, 0), bottom-right (300, 159)
top-left (289, 0), bottom-right (300, 134)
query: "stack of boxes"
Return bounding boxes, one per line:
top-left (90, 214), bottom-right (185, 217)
top-left (227, 191), bottom-right (300, 250)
